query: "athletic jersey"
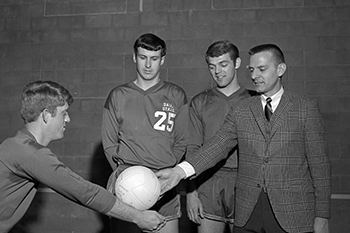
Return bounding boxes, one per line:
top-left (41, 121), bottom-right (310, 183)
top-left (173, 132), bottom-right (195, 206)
top-left (0, 129), bottom-right (116, 233)
top-left (187, 88), bottom-right (255, 169)
top-left (102, 80), bottom-right (187, 170)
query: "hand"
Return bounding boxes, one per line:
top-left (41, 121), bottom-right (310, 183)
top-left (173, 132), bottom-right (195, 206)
top-left (186, 190), bottom-right (204, 224)
top-left (156, 166), bottom-right (186, 195)
top-left (135, 210), bottom-right (166, 232)
top-left (314, 217), bottom-right (329, 233)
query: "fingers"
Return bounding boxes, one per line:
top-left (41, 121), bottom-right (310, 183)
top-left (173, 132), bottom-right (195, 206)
top-left (143, 219), bottom-right (167, 233)
top-left (155, 219), bottom-right (166, 231)
top-left (198, 204), bottom-right (204, 219)
top-left (159, 180), bottom-right (171, 195)
top-left (187, 207), bottom-right (201, 224)
top-left (193, 210), bottom-right (202, 224)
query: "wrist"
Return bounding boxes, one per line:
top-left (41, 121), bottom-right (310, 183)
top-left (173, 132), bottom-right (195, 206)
top-left (174, 166), bottom-right (186, 179)
top-left (187, 190), bottom-right (198, 197)
top-left (132, 209), bottom-right (143, 225)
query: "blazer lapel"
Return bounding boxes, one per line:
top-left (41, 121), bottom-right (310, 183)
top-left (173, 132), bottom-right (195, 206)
top-left (249, 96), bottom-right (270, 140)
top-left (270, 92), bottom-right (292, 137)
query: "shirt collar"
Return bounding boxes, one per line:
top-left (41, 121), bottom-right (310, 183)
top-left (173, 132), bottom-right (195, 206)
top-left (261, 86), bottom-right (284, 103)
top-left (261, 86), bottom-right (284, 112)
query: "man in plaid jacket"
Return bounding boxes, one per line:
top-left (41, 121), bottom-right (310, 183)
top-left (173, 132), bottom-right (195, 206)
top-left (157, 44), bottom-right (331, 233)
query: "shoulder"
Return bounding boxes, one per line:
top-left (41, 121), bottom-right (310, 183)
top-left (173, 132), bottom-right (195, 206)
top-left (162, 81), bottom-right (186, 95)
top-left (162, 81), bottom-right (187, 104)
top-left (107, 82), bottom-right (133, 96)
top-left (104, 82), bottom-right (133, 107)
top-left (190, 88), bottom-right (215, 105)
top-left (283, 91), bottom-right (318, 107)
top-left (0, 132), bottom-right (55, 164)
top-left (245, 88), bottom-right (259, 97)
top-left (192, 88), bottom-right (213, 100)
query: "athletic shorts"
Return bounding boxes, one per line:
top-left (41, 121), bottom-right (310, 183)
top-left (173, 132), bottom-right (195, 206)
top-left (196, 168), bottom-right (237, 224)
top-left (107, 164), bottom-right (181, 221)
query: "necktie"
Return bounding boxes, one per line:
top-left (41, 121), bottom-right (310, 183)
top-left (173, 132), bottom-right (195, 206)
top-left (265, 97), bottom-right (273, 121)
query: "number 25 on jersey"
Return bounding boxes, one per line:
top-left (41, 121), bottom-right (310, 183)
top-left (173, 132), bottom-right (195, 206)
top-left (153, 111), bottom-right (176, 132)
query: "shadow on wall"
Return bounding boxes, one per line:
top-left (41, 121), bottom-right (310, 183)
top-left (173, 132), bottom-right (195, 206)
top-left (88, 142), bottom-right (113, 233)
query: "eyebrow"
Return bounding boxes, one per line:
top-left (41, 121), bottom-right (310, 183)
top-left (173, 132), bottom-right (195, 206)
top-left (208, 60), bottom-right (230, 65)
top-left (247, 65), bottom-right (267, 69)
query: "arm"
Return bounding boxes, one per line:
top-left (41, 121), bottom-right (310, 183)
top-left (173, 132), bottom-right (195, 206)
top-left (107, 198), bottom-right (166, 231)
top-left (101, 91), bottom-right (120, 170)
top-left (20, 149), bottom-right (165, 231)
top-left (305, 100), bottom-right (331, 232)
top-left (157, 107), bottom-right (239, 194)
top-left (172, 104), bottom-right (188, 162)
top-left (185, 98), bottom-right (205, 224)
top-left (187, 106), bottom-right (238, 175)
top-left (186, 190), bottom-right (204, 224)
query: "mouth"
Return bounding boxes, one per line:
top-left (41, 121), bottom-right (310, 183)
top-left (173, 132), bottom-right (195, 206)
top-left (215, 76), bottom-right (225, 80)
top-left (253, 81), bottom-right (263, 86)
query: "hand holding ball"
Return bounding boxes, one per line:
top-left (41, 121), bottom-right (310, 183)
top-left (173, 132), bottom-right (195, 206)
top-left (114, 166), bottom-right (161, 210)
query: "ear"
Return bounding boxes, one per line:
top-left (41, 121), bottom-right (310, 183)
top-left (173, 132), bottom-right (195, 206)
top-left (160, 56), bottom-right (165, 65)
top-left (41, 109), bottom-right (51, 124)
top-left (277, 63), bottom-right (287, 77)
top-left (133, 53), bottom-right (136, 63)
top-left (235, 57), bottom-right (241, 69)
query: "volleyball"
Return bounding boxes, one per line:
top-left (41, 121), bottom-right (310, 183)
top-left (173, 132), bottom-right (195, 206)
top-left (114, 166), bottom-right (161, 210)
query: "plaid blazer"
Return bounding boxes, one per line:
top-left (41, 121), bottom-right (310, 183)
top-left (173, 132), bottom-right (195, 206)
top-left (188, 91), bottom-right (331, 233)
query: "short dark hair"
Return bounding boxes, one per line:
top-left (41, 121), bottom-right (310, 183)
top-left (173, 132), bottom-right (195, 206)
top-left (205, 40), bottom-right (239, 63)
top-left (21, 81), bottom-right (73, 123)
top-left (248, 43), bottom-right (285, 64)
top-left (133, 33), bottom-right (166, 57)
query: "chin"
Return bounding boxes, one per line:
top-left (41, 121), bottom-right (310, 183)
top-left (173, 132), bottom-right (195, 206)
top-left (56, 133), bottom-right (64, 140)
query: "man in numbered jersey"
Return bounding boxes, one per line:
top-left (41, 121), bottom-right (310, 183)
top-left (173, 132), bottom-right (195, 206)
top-left (101, 33), bottom-right (188, 233)
top-left (185, 41), bottom-right (256, 233)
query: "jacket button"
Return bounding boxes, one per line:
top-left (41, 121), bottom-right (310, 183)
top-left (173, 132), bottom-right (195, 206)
top-left (263, 157), bottom-right (269, 163)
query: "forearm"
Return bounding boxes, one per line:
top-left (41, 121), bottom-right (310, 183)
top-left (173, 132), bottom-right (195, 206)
top-left (187, 132), bottom-right (236, 176)
top-left (106, 198), bottom-right (142, 224)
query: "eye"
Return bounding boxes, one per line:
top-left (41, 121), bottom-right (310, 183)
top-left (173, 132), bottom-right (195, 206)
top-left (221, 62), bottom-right (228, 67)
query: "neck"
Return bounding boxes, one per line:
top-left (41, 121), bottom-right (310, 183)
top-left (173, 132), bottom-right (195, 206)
top-left (134, 76), bottom-right (160, 91)
top-left (26, 123), bottom-right (50, 146)
top-left (217, 76), bottom-right (240, 97)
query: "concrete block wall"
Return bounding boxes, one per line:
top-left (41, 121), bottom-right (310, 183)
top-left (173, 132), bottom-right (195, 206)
top-left (0, 0), bottom-right (349, 232)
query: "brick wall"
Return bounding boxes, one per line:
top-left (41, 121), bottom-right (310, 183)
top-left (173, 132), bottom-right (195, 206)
top-left (0, 0), bottom-right (349, 232)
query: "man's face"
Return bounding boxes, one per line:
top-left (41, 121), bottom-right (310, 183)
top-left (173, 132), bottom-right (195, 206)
top-left (207, 53), bottom-right (239, 88)
top-left (46, 103), bottom-right (70, 141)
top-left (248, 51), bottom-right (286, 96)
top-left (133, 47), bottom-right (164, 82)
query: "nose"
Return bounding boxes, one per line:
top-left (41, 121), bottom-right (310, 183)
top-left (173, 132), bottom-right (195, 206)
top-left (215, 65), bottom-right (221, 74)
top-left (65, 114), bottom-right (71, 123)
top-left (250, 69), bottom-right (260, 80)
top-left (145, 58), bottom-right (151, 68)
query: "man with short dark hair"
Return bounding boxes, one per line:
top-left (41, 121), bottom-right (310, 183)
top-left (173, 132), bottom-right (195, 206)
top-left (102, 33), bottom-right (188, 233)
top-left (186, 40), bottom-right (255, 233)
top-left (0, 80), bottom-right (165, 233)
top-left (157, 44), bottom-right (331, 233)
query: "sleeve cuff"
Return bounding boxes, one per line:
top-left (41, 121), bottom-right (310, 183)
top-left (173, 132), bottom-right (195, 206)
top-left (177, 161), bottom-right (195, 178)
